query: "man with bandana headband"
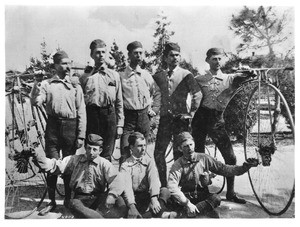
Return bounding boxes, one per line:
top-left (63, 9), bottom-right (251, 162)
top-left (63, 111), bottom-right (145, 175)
top-left (191, 48), bottom-right (254, 204)
top-left (31, 50), bottom-right (86, 214)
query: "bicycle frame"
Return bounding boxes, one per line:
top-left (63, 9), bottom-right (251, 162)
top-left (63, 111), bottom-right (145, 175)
top-left (234, 66), bottom-right (294, 165)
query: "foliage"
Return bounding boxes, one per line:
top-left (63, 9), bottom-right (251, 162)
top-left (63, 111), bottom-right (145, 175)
top-left (179, 59), bottom-right (199, 77)
top-left (144, 11), bottom-right (175, 73)
top-left (229, 6), bottom-right (291, 60)
top-left (109, 40), bottom-right (126, 72)
top-left (26, 39), bottom-right (57, 75)
top-left (224, 6), bottom-right (295, 139)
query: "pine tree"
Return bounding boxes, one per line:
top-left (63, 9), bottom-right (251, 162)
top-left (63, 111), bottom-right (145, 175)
top-left (109, 40), bottom-right (126, 72)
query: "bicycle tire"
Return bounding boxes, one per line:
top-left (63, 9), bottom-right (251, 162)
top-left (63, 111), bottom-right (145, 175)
top-left (243, 82), bottom-right (295, 216)
top-left (205, 146), bottom-right (226, 194)
top-left (5, 89), bottom-right (48, 219)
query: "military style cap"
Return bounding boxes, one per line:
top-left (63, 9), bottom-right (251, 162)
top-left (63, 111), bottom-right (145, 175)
top-left (53, 50), bottom-right (69, 64)
top-left (206, 48), bottom-right (224, 59)
top-left (163, 42), bottom-right (180, 56)
top-left (86, 134), bottom-right (103, 146)
top-left (90, 39), bottom-right (106, 51)
top-left (127, 41), bottom-right (143, 52)
top-left (175, 131), bottom-right (193, 147)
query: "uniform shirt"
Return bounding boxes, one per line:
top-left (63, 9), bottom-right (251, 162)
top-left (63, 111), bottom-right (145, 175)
top-left (168, 152), bottom-right (249, 205)
top-left (153, 66), bottom-right (201, 117)
top-left (45, 154), bottom-right (124, 197)
top-left (195, 70), bottom-right (238, 111)
top-left (80, 65), bottom-right (124, 127)
top-left (120, 154), bottom-right (161, 205)
top-left (120, 65), bottom-right (161, 113)
top-left (31, 75), bottom-right (86, 139)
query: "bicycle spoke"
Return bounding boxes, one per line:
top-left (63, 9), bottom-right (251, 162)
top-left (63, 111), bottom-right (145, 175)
top-left (244, 83), bottom-right (294, 215)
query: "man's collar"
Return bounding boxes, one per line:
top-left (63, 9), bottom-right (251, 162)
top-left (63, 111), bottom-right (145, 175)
top-left (183, 152), bottom-right (200, 163)
top-left (49, 75), bottom-right (72, 89)
top-left (127, 154), bottom-right (147, 166)
top-left (80, 154), bottom-right (101, 165)
top-left (205, 70), bottom-right (224, 80)
top-left (127, 65), bottom-right (142, 76)
top-left (167, 65), bottom-right (179, 73)
top-left (93, 64), bottom-right (107, 75)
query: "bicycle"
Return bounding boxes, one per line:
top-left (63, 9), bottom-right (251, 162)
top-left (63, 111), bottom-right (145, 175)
top-left (5, 72), bottom-right (66, 218)
top-left (225, 66), bottom-right (295, 216)
top-left (5, 72), bottom-right (48, 218)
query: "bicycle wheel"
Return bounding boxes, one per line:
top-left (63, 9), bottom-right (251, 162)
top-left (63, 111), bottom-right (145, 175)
top-left (244, 83), bottom-right (295, 215)
top-left (205, 145), bottom-right (225, 194)
top-left (5, 88), bottom-right (48, 219)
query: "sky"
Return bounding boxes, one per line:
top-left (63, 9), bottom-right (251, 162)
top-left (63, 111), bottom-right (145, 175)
top-left (4, 2), bottom-right (294, 74)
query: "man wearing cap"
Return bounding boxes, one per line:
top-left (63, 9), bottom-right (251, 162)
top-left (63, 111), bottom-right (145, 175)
top-left (80, 39), bottom-right (124, 162)
top-left (119, 41), bottom-right (161, 160)
top-left (31, 50), bottom-right (86, 213)
top-left (168, 131), bottom-right (258, 218)
top-left (120, 132), bottom-right (176, 218)
top-left (191, 48), bottom-right (254, 204)
top-left (33, 134), bottom-right (127, 218)
top-left (153, 42), bottom-right (202, 187)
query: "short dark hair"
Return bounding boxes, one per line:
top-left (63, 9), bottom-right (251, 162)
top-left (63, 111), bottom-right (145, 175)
top-left (128, 132), bottom-right (145, 146)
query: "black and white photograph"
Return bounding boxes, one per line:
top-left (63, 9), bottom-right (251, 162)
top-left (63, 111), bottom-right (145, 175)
top-left (2, 0), bottom-right (297, 222)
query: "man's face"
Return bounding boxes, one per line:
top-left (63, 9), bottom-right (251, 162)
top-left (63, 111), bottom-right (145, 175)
top-left (91, 47), bottom-right (107, 65)
top-left (179, 139), bottom-right (195, 160)
top-left (129, 47), bottom-right (143, 65)
top-left (85, 144), bottom-right (102, 160)
top-left (55, 58), bottom-right (71, 77)
top-left (206, 54), bottom-right (223, 72)
top-left (130, 138), bottom-right (146, 158)
top-left (165, 50), bottom-right (180, 68)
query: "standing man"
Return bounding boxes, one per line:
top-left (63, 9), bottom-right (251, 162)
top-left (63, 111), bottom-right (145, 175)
top-left (168, 132), bottom-right (258, 218)
top-left (31, 50), bottom-right (86, 213)
top-left (120, 132), bottom-right (175, 218)
top-left (33, 134), bottom-right (127, 218)
top-left (191, 48), bottom-right (253, 204)
top-left (153, 42), bottom-right (202, 187)
top-left (80, 39), bottom-right (124, 161)
top-left (120, 41), bottom-right (161, 159)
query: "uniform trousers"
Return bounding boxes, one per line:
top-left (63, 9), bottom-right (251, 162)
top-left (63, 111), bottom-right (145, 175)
top-left (86, 105), bottom-right (117, 161)
top-left (121, 107), bottom-right (150, 158)
top-left (154, 114), bottom-right (190, 187)
top-left (191, 106), bottom-right (237, 197)
top-left (45, 115), bottom-right (77, 202)
top-left (69, 192), bottom-right (127, 218)
top-left (133, 187), bottom-right (170, 218)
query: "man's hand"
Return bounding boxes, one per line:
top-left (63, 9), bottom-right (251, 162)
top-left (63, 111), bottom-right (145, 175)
top-left (32, 151), bottom-right (53, 171)
top-left (244, 158), bottom-right (259, 168)
top-left (148, 109), bottom-right (156, 118)
top-left (179, 113), bottom-right (192, 120)
top-left (116, 127), bottom-right (123, 139)
top-left (127, 204), bottom-right (142, 218)
top-left (105, 194), bottom-right (116, 209)
top-left (149, 196), bottom-right (161, 214)
top-left (76, 138), bottom-right (84, 149)
top-left (186, 200), bottom-right (199, 217)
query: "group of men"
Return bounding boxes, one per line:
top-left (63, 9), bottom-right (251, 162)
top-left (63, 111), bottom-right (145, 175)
top-left (31, 39), bottom-right (258, 218)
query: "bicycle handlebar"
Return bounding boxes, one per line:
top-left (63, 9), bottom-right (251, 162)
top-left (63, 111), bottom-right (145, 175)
top-left (235, 66), bottom-right (294, 73)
